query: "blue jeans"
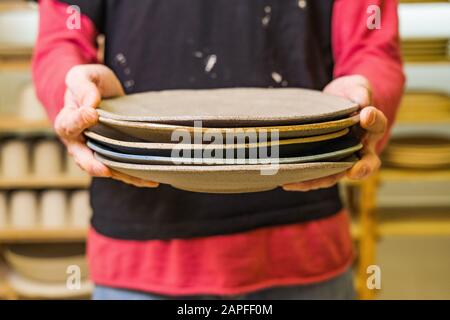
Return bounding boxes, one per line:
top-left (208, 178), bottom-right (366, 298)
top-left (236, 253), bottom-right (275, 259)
top-left (93, 268), bottom-right (355, 300)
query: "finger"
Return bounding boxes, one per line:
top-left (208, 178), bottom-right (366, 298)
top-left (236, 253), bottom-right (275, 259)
top-left (65, 67), bottom-right (102, 108)
top-left (347, 149), bottom-right (381, 180)
top-left (283, 173), bottom-right (345, 192)
top-left (67, 141), bottom-right (111, 177)
top-left (55, 106), bottom-right (99, 138)
top-left (110, 170), bottom-right (159, 188)
top-left (63, 90), bottom-right (79, 110)
top-left (66, 65), bottom-right (125, 105)
top-left (347, 85), bottom-right (372, 107)
top-left (360, 107), bottom-right (387, 137)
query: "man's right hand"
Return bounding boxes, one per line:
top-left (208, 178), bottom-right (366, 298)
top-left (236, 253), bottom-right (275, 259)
top-left (55, 64), bottom-right (159, 188)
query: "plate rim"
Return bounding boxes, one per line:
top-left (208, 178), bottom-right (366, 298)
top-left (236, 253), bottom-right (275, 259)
top-left (94, 152), bottom-right (358, 172)
top-left (88, 140), bottom-right (363, 165)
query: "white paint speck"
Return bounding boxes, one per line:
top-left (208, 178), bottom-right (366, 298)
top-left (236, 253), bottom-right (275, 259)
top-left (205, 54), bottom-right (217, 73)
top-left (115, 53), bottom-right (126, 64)
top-left (262, 6), bottom-right (272, 27)
top-left (271, 72), bottom-right (283, 83)
top-left (298, 0), bottom-right (307, 9)
top-left (194, 51), bottom-right (203, 58)
top-left (124, 68), bottom-right (131, 75)
top-left (124, 80), bottom-right (135, 88)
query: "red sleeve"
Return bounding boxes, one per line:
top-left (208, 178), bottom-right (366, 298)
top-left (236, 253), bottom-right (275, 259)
top-left (332, 0), bottom-right (405, 150)
top-left (32, 0), bottom-right (99, 122)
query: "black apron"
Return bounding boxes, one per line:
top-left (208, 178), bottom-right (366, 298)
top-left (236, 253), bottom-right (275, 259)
top-left (62, 0), bottom-right (339, 240)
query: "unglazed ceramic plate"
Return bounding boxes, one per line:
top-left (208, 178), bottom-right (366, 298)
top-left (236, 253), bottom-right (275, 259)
top-left (382, 135), bottom-right (450, 168)
top-left (4, 244), bottom-right (87, 283)
top-left (387, 136), bottom-right (450, 151)
top-left (98, 88), bottom-right (359, 127)
top-left (8, 272), bottom-right (93, 299)
top-left (97, 114), bottom-right (360, 143)
top-left (95, 153), bottom-right (358, 194)
top-left (87, 140), bottom-right (362, 165)
top-left (85, 123), bottom-right (356, 157)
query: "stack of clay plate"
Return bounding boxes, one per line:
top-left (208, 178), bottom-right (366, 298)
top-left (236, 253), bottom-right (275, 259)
top-left (401, 39), bottom-right (449, 62)
top-left (0, 2), bottom-right (38, 56)
top-left (383, 135), bottom-right (450, 169)
top-left (5, 244), bottom-right (92, 299)
top-left (397, 92), bottom-right (450, 123)
top-left (87, 88), bottom-right (363, 193)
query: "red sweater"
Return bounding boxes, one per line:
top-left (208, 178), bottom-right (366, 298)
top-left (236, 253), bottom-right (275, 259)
top-left (33, 0), bottom-right (404, 296)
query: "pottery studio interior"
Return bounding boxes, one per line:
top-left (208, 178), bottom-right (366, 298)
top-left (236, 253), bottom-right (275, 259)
top-left (0, 0), bottom-right (449, 301)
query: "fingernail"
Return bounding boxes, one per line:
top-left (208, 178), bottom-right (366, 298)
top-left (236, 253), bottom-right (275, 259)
top-left (81, 107), bottom-right (98, 122)
top-left (358, 166), bottom-right (369, 179)
top-left (367, 110), bottom-right (376, 126)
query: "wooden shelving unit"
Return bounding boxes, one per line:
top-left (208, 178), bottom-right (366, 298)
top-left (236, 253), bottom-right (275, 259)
top-left (0, 23), bottom-right (89, 297)
top-left (0, 228), bottom-right (88, 243)
top-left (0, 177), bottom-right (90, 189)
top-left (350, 91), bottom-right (450, 300)
top-left (0, 115), bottom-right (51, 133)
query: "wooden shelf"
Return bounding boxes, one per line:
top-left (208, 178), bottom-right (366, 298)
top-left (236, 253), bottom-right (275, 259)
top-left (378, 218), bottom-right (450, 236)
top-left (0, 176), bottom-right (90, 189)
top-left (380, 168), bottom-right (450, 181)
top-left (351, 221), bottom-right (361, 239)
top-left (0, 228), bottom-right (88, 243)
top-left (0, 59), bottom-right (31, 71)
top-left (377, 209), bottom-right (450, 236)
top-left (0, 116), bottom-right (51, 133)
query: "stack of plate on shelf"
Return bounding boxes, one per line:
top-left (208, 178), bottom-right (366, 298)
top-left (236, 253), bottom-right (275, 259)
top-left (397, 91), bottom-right (450, 122)
top-left (0, 2), bottom-right (38, 56)
top-left (5, 244), bottom-right (92, 299)
top-left (382, 135), bottom-right (450, 169)
top-left (401, 39), bottom-right (449, 62)
top-left (86, 88), bottom-right (363, 193)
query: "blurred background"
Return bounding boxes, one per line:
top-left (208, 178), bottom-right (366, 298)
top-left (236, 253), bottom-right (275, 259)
top-left (0, 0), bottom-right (449, 300)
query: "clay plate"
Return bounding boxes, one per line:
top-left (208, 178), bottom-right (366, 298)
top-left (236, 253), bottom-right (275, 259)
top-left (95, 153), bottom-right (358, 194)
top-left (98, 114), bottom-right (360, 143)
top-left (98, 88), bottom-right (359, 127)
top-left (85, 124), bottom-right (354, 158)
top-left (87, 140), bottom-right (362, 165)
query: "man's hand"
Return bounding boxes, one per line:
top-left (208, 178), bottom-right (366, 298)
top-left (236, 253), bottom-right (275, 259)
top-left (283, 75), bottom-right (386, 192)
top-left (55, 64), bottom-right (159, 188)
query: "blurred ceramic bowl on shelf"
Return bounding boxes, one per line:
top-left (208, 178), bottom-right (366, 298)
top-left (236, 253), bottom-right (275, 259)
top-left (0, 4), bottom-right (38, 54)
top-left (65, 156), bottom-right (86, 178)
top-left (399, 3), bottom-right (450, 39)
top-left (32, 139), bottom-right (63, 177)
top-left (1, 139), bottom-right (29, 179)
top-left (40, 191), bottom-right (67, 229)
top-left (383, 135), bottom-right (450, 169)
top-left (68, 191), bottom-right (91, 228)
top-left (0, 192), bottom-right (7, 228)
top-left (7, 272), bottom-right (92, 299)
top-left (10, 191), bottom-right (37, 228)
top-left (18, 84), bottom-right (48, 121)
top-left (5, 244), bottom-right (88, 284)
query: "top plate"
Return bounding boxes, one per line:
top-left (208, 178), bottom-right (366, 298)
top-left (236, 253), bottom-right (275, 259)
top-left (98, 88), bottom-right (359, 127)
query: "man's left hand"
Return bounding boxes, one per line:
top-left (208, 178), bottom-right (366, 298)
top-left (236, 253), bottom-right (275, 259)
top-left (283, 75), bottom-right (387, 192)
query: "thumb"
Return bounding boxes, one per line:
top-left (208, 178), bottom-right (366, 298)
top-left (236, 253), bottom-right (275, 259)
top-left (79, 82), bottom-right (101, 108)
top-left (68, 76), bottom-right (101, 109)
top-left (347, 85), bottom-right (372, 107)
